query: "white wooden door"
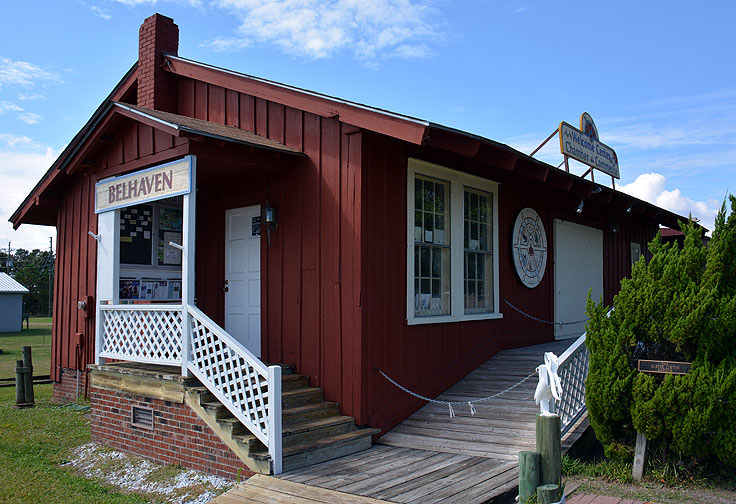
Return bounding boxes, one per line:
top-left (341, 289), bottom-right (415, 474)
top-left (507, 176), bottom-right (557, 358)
top-left (225, 206), bottom-right (261, 357)
top-left (554, 220), bottom-right (603, 340)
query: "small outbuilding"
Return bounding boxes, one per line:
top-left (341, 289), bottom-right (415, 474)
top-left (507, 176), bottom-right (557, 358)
top-left (0, 272), bottom-right (29, 333)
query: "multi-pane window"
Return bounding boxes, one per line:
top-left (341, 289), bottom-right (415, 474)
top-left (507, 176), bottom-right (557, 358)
top-left (407, 158), bottom-right (500, 324)
top-left (414, 176), bottom-right (450, 316)
top-left (464, 189), bottom-right (493, 313)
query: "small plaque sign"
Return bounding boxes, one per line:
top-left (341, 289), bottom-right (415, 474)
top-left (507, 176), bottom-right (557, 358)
top-left (638, 359), bottom-right (691, 375)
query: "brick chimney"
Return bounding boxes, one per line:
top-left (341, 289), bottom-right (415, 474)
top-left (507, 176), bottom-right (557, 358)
top-left (137, 13), bottom-right (178, 111)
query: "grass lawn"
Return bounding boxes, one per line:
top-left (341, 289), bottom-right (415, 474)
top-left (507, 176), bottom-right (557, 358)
top-left (0, 317), bottom-right (53, 379)
top-left (563, 455), bottom-right (736, 504)
top-left (0, 384), bottom-right (146, 504)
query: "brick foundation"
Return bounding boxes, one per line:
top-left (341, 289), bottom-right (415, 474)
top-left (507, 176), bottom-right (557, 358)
top-left (89, 385), bottom-right (255, 480)
top-left (53, 367), bottom-right (90, 404)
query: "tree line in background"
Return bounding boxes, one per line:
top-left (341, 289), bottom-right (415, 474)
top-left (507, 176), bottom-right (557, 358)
top-left (1, 249), bottom-right (55, 316)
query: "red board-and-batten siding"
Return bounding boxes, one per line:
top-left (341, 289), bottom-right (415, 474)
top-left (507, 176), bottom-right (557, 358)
top-left (361, 133), bottom-right (659, 429)
top-left (176, 76), bottom-right (365, 421)
top-left (50, 69), bottom-right (656, 431)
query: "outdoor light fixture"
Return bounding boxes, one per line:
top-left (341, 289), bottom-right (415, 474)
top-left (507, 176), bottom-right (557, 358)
top-left (611, 223), bottom-right (618, 234)
top-left (263, 203), bottom-right (278, 247)
top-left (626, 204), bottom-right (633, 213)
top-left (576, 200), bottom-right (584, 214)
top-left (591, 185), bottom-right (603, 194)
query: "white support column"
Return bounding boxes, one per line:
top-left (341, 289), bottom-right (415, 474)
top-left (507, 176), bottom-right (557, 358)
top-left (268, 364), bottom-right (283, 474)
top-left (181, 156), bottom-right (196, 377)
top-left (94, 210), bottom-right (120, 364)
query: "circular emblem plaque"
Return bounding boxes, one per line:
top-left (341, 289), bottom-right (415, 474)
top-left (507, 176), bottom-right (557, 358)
top-left (512, 208), bottom-right (547, 288)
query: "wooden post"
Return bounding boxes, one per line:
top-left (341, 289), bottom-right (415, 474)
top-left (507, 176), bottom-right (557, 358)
top-left (22, 345), bottom-right (34, 405)
top-left (518, 451), bottom-right (540, 503)
top-left (536, 484), bottom-right (560, 504)
top-left (181, 156), bottom-right (196, 378)
top-left (14, 359), bottom-right (25, 405)
top-left (268, 365), bottom-right (283, 474)
top-left (633, 431), bottom-right (648, 482)
top-left (536, 414), bottom-right (561, 486)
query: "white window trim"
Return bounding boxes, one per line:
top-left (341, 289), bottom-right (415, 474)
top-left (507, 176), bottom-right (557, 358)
top-left (406, 158), bottom-right (502, 325)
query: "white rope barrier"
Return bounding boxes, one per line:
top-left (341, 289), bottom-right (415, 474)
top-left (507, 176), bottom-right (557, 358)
top-left (503, 298), bottom-right (588, 327)
top-left (378, 368), bottom-right (538, 418)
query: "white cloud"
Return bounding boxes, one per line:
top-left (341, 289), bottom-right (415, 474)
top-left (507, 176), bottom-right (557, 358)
top-left (17, 112), bottom-right (42, 124)
top-left (207, 0), bottom-right (439, 60)
top-left (618, 172), bottom-right (720, 232)
top-left (91, 5), bottom-right (112, 19)
top-left (0, 57), bottom-right (61, 88)
top-left (0, 141), bottom-right (59, 250)
top-left (0, 134), bottom-right (33, 147)
top-left (111, 0), bottom-right (203, 6)
top-left (0, 101), bottom-right (24, 113)
top-left (17, 93), bottom-right (45, 101)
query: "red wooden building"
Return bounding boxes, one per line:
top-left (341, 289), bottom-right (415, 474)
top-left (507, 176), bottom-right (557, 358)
top-left (11, 14), bottom-right (688, 477)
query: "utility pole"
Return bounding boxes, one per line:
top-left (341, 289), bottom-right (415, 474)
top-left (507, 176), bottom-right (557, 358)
top-left (48, 237), bottom-right (53, 318)
top-left (6, 241), bottom-right (12, 273)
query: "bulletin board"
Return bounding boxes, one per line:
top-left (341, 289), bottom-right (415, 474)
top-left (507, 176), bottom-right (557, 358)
top-left (120, 204), bottom-right (153, 265)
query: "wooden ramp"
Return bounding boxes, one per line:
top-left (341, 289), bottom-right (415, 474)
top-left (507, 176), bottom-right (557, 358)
top-left (269, 340), bottom-right (588, 504)
top-left (210, 474), bottom-right (393, 503)
top-left (379, 340), bottom-right (572, 461)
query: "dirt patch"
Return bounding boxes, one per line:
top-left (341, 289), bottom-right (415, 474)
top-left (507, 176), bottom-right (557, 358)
top-left (63, 443), bottom-right (237, 503)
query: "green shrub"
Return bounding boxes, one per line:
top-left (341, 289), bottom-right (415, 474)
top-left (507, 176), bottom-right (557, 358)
top-left (585, 195), bottom-right (736, 467)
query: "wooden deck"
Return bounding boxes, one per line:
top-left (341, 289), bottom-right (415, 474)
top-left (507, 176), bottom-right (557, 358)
top-left (210, 474), bottom-right (393, 503)
top-left (272, 340), bottom-right (586, 504)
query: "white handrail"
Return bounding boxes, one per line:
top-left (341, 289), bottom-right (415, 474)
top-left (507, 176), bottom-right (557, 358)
top-left (557, 331), bottom-right (587, 364)
top-left (186, 305), bottom-right (270, 375)
top-left (553, 331), bottom-right (590, 436)
top-left (186, 304), bottom-right (283, 474)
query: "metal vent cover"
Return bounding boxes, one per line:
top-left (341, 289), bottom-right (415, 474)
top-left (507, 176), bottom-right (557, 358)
top-left (131, 406), bottom-right (154, 430)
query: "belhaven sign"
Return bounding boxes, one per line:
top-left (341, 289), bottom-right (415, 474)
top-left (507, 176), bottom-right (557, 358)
top-left (559, 113), bottom-right (620, 179)
top-left (95, 156), bottom-right (192, 213)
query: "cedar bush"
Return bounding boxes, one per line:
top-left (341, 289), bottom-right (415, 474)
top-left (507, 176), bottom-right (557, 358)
top-left (585, 195), bottom-right (736, 467)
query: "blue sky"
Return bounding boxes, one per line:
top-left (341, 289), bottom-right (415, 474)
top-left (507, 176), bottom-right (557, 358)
top-left (1, 0), bottom-right (734, 251)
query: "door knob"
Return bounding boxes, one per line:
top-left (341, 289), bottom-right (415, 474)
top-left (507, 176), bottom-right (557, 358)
top-left (223, 280), bottom-right (229, 293)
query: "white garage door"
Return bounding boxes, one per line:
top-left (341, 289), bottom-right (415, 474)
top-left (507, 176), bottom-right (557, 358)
top-left (554, 220), bottom-right (603, 340)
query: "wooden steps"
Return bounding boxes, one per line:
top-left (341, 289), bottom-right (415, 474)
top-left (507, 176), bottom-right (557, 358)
top-left (185, 369), bottom-right (378, 474)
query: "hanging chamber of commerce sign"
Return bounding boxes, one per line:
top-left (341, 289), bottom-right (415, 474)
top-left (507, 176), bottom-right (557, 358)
top-left (559, 113), bottom-right (620, 179)
top-left (95, 156), bottom-right (192, 213)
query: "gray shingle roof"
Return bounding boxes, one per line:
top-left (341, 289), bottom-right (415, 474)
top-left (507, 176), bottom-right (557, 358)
top-left (0, 272), bottom-right (29, 294)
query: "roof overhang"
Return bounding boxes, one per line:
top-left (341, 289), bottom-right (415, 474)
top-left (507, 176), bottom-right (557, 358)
top-left (9, 63), bottom-right (139, 229)
top-left (164, 54), bottom-right (429, 145)
top-left (112, 103), bottom-right (305, 157)
top-left (12, 51), bottom-right (697, 233)
top-left (10, 96), bottom-right (304, 229)
top-left (420, 123), bottom-right (695, 231)
top-left (164, 53), bottom-right (695, 231)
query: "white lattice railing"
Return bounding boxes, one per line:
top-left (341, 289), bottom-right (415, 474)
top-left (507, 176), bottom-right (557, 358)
top-left (554, 332), bottom-right (590, 436)
top-left (97, 303), bottom-right (283, 474)
top-left (99, 305), bottom-right (184, 365)
top-left (185, 305), bottom-right (282, 474)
